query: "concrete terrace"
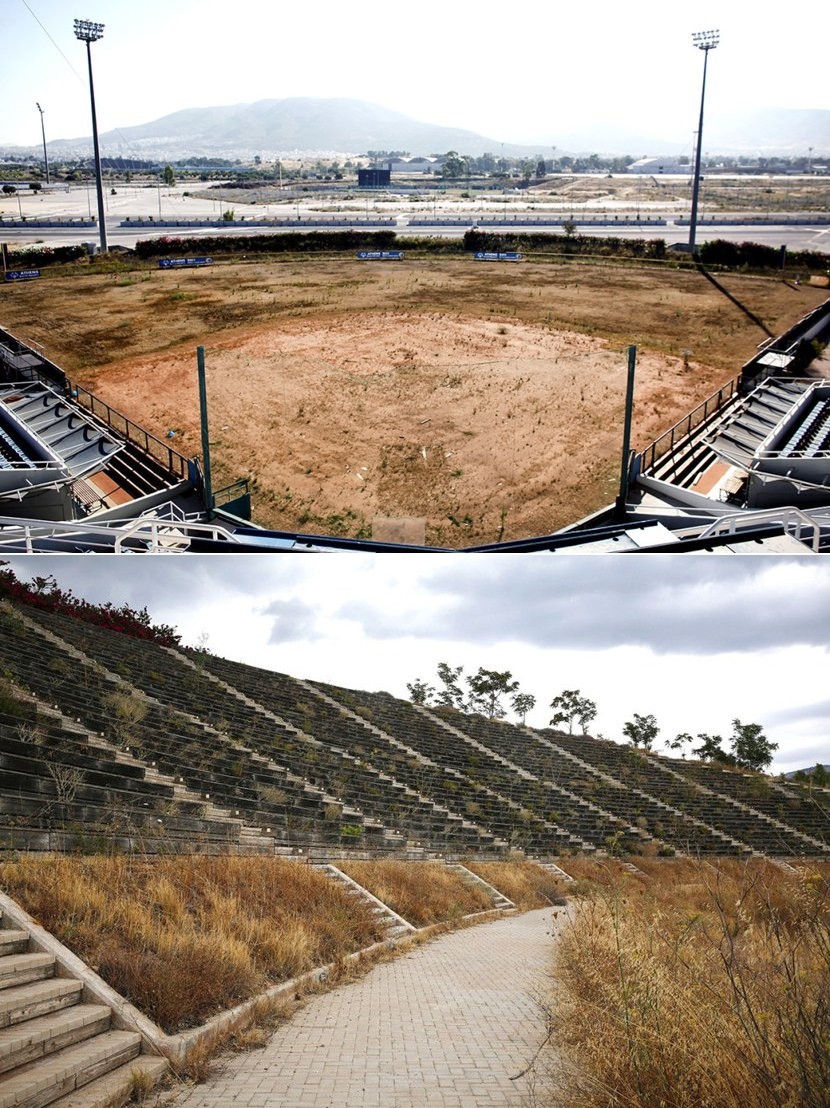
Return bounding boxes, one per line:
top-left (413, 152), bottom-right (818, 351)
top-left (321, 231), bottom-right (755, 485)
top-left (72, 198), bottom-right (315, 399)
top-left (163, 908), bottom-right (565, 1108)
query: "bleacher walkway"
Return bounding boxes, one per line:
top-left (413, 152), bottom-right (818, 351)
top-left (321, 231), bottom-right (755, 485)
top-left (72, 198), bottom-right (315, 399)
top-left (165, 908), bottom-right (565, 1108)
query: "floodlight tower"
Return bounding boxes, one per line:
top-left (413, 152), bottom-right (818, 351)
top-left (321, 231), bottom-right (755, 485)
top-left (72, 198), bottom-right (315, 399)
top-left (74, 18), bottom-right (108, 253)
top-left (688, 29), bottom-right (719, 255)
top-left (36, 103), bottom-right (50, 185)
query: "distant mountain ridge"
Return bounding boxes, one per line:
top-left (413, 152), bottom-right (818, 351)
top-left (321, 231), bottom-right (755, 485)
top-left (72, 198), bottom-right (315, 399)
top-left (6, 98), bottom-right (829, 160)
top-left (53, 98), bottom-right (534, 160)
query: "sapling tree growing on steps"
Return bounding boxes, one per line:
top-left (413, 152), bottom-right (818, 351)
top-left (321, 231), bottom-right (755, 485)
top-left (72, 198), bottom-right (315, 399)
top-left (549, 690), bottom-right (597, 734)
top-left (622, 713), bottom-right (660, 750)
top-left (466, 668), bottom-right (519, 719)
top-left (729, 719), bottom-right (777, 772)
top-left (407, 663), bottom-right (533, 721)
top-left (694, 732), bottom-right (730, 763)
top-left (435, 662), bottom-right (466, 710)
top-left (406, 678), bottom-right (435, 705)
top-left (668, 731), bottom-right (694, 757)
top-left (511, 692), bottom-right (536, 725)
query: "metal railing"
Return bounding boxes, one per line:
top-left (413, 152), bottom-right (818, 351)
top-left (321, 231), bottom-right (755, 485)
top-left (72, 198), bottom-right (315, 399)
top-left (638, 378), bottom-right (738, 474)
top-left (698, 507), bottom-right (825, 553)
top-left (69, 384), bottom-right (190, 480)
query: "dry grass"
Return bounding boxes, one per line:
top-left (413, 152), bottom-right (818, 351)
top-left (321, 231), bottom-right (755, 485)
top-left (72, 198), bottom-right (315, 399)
top-left (544, 857), bottom-right (830, 1107)
top-left (0, 855), bottom-right (386, 1032)
top-left (462, 859), bottom-right (569, 909)
top-left (549, 855), bottom-right (646, 888)
top-left (337, 859), bottom-right (493, 926)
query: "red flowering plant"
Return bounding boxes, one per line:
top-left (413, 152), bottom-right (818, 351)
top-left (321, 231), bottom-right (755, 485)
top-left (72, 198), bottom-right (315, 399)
top-left (0, 563), bottom-right (181, 648)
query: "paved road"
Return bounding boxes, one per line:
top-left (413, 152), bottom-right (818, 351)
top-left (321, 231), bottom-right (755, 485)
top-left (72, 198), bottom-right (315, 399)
top-left (2, 219), bottom-right (828, 254)
top-left (162, 908), bottom-right (567, 1108)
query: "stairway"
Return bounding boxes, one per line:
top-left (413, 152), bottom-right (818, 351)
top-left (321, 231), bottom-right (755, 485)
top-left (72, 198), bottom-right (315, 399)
top-left (0, 913), bottom-right (167, 1108)
top-left (445, 863), bottom-right (516, 912)
top-left (315, 865), bottom-right (416, 943)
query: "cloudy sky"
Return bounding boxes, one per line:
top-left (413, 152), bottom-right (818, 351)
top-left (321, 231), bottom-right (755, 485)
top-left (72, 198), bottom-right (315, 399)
top-left (2, 0), bottom-right (827, 148)
top-left (5, 553), bottom-right (828, 775)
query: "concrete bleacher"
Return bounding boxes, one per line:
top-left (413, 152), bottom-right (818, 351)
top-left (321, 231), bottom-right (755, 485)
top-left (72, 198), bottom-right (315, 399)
top-left (1, 597), bottom-right (827, 861)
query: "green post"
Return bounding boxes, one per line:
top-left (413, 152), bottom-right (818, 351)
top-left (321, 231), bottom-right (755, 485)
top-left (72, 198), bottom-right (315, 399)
top-left (615, 345), bottom-right (637, 520)
top-left (197, 345), bottom-right (213, 518)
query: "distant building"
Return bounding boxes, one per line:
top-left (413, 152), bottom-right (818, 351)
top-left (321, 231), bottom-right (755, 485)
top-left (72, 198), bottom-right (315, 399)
top-left (629, 157), bottom-right (688, 175)
top-left (358, 168), bottom-right (391, 189)
top-left (385, 157), bottom-right (442, 174)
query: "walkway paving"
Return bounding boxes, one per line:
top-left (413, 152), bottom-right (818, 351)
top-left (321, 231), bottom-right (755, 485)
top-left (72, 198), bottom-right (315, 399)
top-left (166, 908), bottom-right (565, 1108)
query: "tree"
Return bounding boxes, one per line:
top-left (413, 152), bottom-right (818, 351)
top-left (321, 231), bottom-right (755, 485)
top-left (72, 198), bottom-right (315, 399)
top-left (668, 732), bottom-right (693, 758)
top-left (535, 159), bottom-right (546, 179)
top-left (406, 678), bottom-right (434, 706)
top-left (694, 733), bottom-right (728, 763)
top-left (550, 690), bottom-right (597, 734)
top-left (435, 662), bottom-right (465, 710)
top-left (442, 151), bottom-right (465, 179)
top-left (2, 184), bottom-right (16, 196)
top-left (622, 713), bottom-right (660, 750)
top-left (512, 692), bottom-right (536, 725)
top-left (466, 668), bottom-right (519, 719)
top-left (162, 164), bottom-right (175, 187)
top-left (729, 719), bottom-right (777, 772)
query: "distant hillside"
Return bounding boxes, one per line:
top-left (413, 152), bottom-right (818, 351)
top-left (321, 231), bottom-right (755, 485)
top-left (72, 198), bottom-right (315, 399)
top-left (8, 98), bottom-right (830, 161)
top-left (49, 98), bottom-right (541, 161)
top-left (706, 108), bottom-right (830, 157)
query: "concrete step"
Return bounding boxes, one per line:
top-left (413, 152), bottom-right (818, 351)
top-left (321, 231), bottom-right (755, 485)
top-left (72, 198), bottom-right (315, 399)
top-left (0, 1029), bottom-right (142, 1108)
top-left (0, 955), bottom-right (55, 992)
top-left (0, 934), bottom-right (30, 958)
top-left (0, 1005), bottom-right (111, 1076)
top-left (48, 1054), bottom-right (168, 1108)
top-left (0, 982), bottom-right (83, 1030)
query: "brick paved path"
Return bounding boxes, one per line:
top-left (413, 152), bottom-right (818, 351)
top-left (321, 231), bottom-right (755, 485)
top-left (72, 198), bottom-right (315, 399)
top-left (167, 908), bottom-right (564, 1108)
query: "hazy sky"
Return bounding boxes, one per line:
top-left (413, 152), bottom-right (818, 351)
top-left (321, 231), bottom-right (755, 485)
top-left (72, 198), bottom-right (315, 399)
top-left (6, 554), bottom-right (829, 775)
top-left (2, 0), bottom-right (828, 148)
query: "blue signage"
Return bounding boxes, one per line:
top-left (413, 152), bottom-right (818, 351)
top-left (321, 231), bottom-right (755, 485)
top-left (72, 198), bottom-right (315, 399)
top-left (158, 257), bottom-right (213, 269)
top-left (474, 252), bottom-right (523, 262)
top-left (357, 251), bottom-right (404, 260)
top-left (4, 269), bottom-right (41, 281)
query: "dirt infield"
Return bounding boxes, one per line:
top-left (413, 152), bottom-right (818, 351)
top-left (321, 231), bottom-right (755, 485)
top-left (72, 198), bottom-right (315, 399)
top-left (2, 255), bottom-right (823, 544)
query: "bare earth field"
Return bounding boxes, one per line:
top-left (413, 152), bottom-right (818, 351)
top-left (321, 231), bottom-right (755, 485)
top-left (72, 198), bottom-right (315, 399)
top-left (1, 255), bottom-right (825, 544)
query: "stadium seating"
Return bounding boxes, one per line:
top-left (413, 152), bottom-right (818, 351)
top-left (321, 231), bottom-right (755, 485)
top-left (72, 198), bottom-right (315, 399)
top-left (1, 597), bottom-right (827, 862)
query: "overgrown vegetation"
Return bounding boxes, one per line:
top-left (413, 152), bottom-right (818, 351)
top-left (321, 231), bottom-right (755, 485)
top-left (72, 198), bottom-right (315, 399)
top-left (463, 859), bottom-right (569, 909)
top-left (337, 860), bottom-right (493, 926)
top-left (544, 857), bottom-right (830, 1108)
top-left (0, 855), bottom-right (386, 1032)
top-left (0, 563), bottom-right (180, 647)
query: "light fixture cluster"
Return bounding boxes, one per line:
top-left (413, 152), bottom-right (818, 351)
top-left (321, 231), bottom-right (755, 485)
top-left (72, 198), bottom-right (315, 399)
top-left (73, 19), bottom-right (104, 41)
top-left (692, 29), bottom-right (719, 51)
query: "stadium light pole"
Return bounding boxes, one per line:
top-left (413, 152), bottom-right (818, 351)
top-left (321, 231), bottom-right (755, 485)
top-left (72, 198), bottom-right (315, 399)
top-left (688, 29), bottom-right (719, 255)
top-left (36, 103), bottom-right (50, 185)
top-left (74, 18), bottom-right (108, 253)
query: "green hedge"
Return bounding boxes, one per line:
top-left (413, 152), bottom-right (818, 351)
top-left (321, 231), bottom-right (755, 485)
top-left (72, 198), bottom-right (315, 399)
top-left (462, 230), bottom-right (668, 259)
top-left (698, 239), bottom-right (828, 272)
top-left (133, 230), bottom-right (399, 258)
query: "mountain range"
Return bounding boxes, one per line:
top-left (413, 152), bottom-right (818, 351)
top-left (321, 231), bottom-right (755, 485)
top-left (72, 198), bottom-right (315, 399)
top-left (6, 98), bottom-right (829, 161)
